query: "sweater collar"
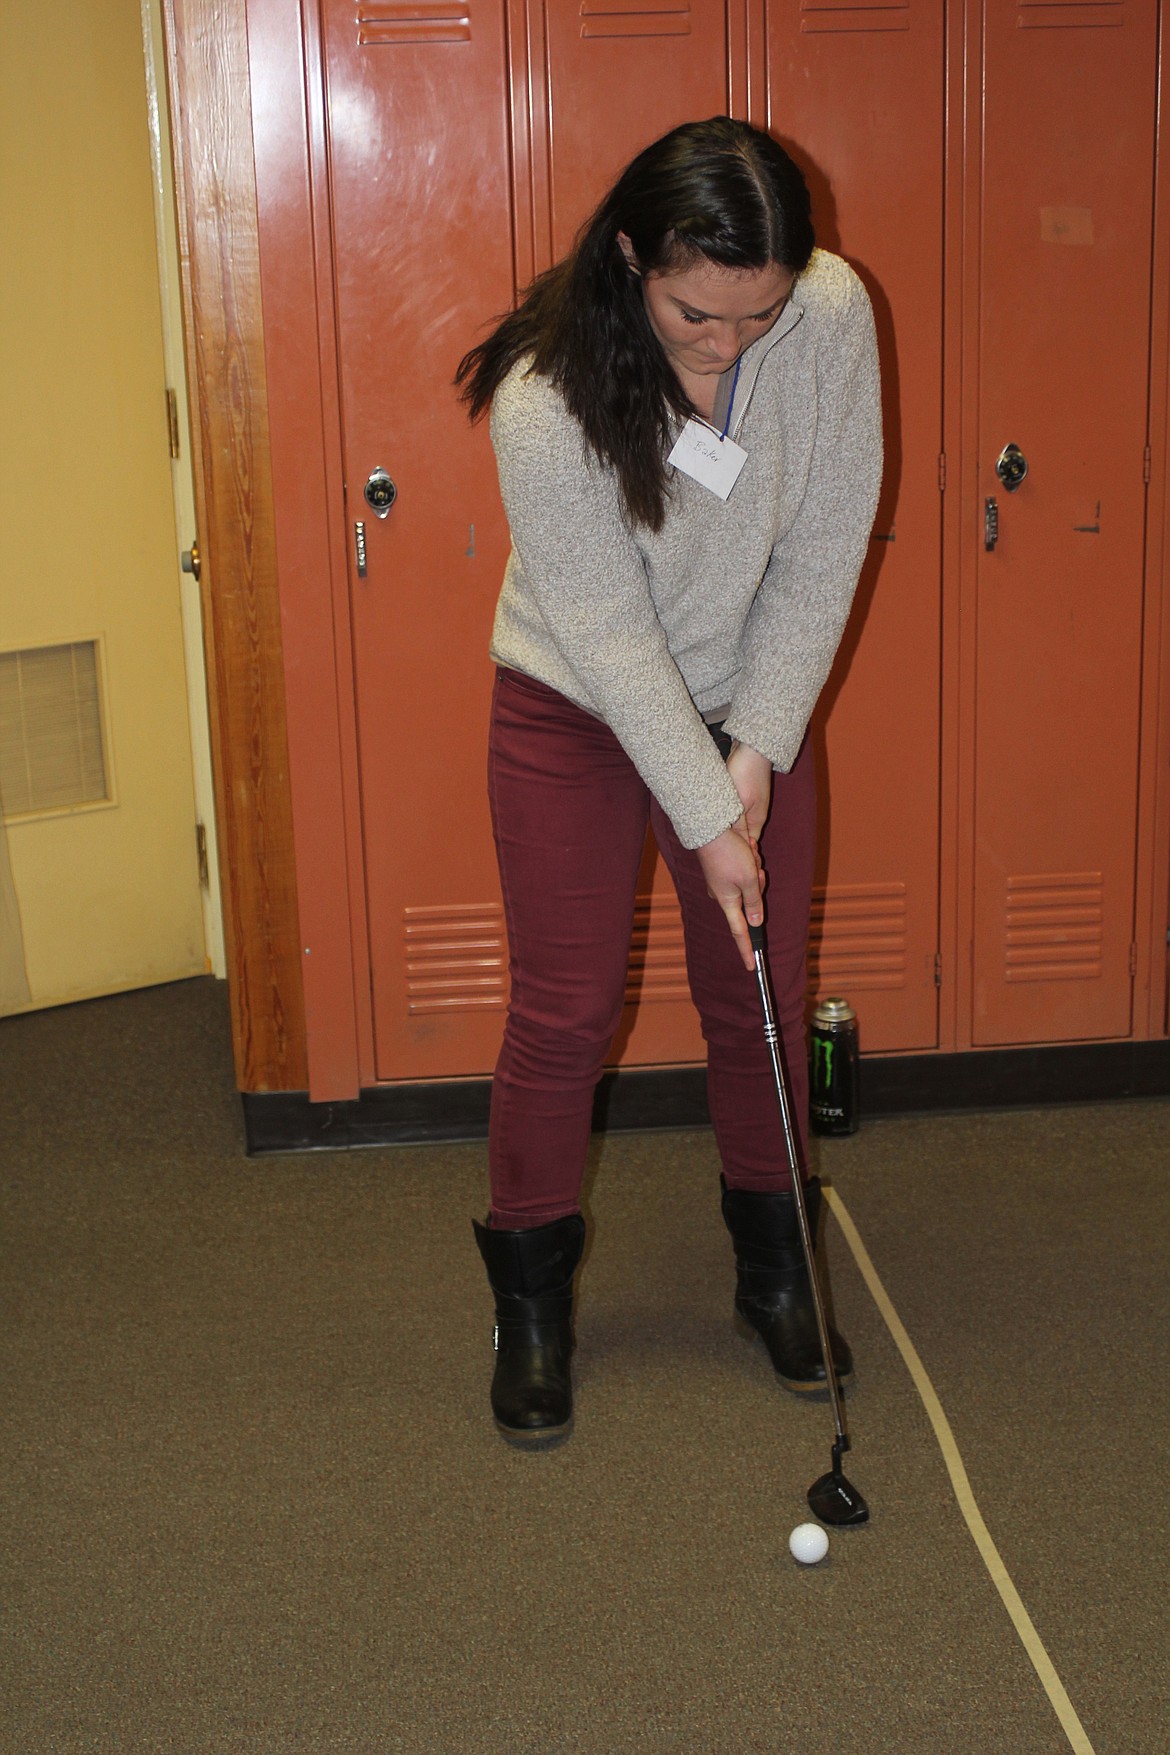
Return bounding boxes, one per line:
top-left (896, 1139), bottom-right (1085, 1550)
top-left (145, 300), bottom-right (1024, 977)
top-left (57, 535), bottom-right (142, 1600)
top-left (711, 292), bottom-right (806, 437)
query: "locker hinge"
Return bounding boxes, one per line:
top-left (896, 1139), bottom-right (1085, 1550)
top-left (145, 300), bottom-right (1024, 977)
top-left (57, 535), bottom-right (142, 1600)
top-left (1129, 941), bottom-right (1138, 978)
top-left (938, 452), bottom-right (947, 492)
top-left (933, 952), bottom-right (942, 987)
top-left (166, 388), bottom-right (181, 460)
top-left (1143, 446), bottom-right (1152, 485)
top-left (195, 822), bottom-right (210, 890)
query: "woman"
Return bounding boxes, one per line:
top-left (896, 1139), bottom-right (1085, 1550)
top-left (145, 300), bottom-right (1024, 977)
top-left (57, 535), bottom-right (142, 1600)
top-left (456, 117), bottom-right (881, 1447)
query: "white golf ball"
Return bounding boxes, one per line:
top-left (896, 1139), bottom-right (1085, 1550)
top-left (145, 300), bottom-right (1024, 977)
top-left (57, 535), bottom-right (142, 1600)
top-left (789, 1522), bottom-right (829, 1565)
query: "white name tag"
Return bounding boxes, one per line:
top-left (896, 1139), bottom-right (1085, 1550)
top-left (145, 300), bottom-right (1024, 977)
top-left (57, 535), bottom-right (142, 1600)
top-left (668, 419), bottom-right (748, 501)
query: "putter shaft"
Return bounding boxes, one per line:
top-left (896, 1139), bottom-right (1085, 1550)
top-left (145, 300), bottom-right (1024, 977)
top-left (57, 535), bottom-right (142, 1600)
top-left (749, 934), bottom-right (849, 1454)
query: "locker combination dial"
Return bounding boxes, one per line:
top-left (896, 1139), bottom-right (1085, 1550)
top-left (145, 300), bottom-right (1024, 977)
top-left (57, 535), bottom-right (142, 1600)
top-left (995, 443), bottom-right (1028, 493)
top-left (364, 466), bottom-right (398, 518)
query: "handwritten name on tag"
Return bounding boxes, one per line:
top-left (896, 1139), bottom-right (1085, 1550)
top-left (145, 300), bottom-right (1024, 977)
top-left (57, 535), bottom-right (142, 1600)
top-left (668, 420), bottom-right (748, 501)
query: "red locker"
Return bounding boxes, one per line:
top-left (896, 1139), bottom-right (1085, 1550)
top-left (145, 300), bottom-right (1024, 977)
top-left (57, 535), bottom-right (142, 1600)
top-left (240, 0), bottom-right (1167, 1096)
top-left (765, 0), bottom-right (947, 1052)
top-left (967, 0), bottom-right (1158, 1045)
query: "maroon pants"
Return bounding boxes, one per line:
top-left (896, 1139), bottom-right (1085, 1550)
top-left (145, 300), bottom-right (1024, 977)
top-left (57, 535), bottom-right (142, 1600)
top-left (487, 667), bottom-right (816, 1228)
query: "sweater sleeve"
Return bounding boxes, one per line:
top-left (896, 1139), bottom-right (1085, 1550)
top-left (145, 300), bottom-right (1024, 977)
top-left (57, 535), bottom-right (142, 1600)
top-left (723, 271), bottom-right (883, 771)
top-left (490, 370), bottom-right (745, 850)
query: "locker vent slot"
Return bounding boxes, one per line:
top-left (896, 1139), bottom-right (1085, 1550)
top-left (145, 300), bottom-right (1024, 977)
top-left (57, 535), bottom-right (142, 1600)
top-left (626, 895), bottom-right (690, 1002)
top-left (580, 0), bottom-right (691, 40)
top-left (1004, 873), bottom-right (1103, 982)
top-left (402, 896), bottom-right (694, 1012)
top-left (1016, 1), bottom-right (1123, 28)
top-left (358, 3), bottom-right (471, 46)
top-left (809, 883), bottom-right (907, 990)
top-left (0, 640), bottom-right (109, 820)
top-left (801, 1), bottom-right (910, 33)
top-left (403, 903), bottom-right (506, 1013)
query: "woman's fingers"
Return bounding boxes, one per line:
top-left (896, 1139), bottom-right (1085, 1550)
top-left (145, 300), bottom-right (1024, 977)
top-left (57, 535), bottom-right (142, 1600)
top-left (697, 821), bottom-right (766, 972)
top-left (722, 884), bottom-right (761, 982)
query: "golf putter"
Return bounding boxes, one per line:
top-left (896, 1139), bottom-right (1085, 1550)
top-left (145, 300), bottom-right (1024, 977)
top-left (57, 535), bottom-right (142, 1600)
top-left (747, 921), bottom-right (869, 1528)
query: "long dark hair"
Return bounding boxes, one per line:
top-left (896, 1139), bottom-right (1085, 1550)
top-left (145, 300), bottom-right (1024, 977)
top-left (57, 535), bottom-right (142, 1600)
top-left (455, 117), bottom-right (814, 531)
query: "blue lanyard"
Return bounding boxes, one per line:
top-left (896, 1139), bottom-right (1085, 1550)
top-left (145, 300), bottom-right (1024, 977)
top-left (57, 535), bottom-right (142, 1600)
top-left (719, 356), bottom-right (743, 443)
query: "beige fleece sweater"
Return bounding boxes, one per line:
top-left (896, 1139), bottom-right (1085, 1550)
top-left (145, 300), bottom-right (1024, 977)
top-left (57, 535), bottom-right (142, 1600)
top-left (488, 248), bottom-right (883, 849)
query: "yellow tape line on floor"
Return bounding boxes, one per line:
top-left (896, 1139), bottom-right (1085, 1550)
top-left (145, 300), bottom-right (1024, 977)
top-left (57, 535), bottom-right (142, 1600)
top-left (823, 1186), bottom-right (1096, 1755)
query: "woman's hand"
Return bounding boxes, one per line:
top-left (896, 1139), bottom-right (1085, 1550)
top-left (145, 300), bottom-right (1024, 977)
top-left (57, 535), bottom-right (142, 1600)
top-left (726, 741), bottom-right (773, 850)
top-left (696, 818), bottom-right (766, 972)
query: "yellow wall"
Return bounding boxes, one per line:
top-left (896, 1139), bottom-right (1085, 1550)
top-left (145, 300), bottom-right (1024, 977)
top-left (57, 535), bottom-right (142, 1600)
top-left (0, 1), bottom-right (207, 1006)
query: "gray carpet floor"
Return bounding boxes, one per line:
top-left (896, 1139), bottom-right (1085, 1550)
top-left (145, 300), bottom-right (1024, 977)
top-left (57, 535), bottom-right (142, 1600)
top-left (2, 978), bottom-right (1167, 1754)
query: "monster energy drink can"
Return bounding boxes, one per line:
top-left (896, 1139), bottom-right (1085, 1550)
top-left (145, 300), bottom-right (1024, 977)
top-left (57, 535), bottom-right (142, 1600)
top-left (809, 998), bottom-right (860, 1136)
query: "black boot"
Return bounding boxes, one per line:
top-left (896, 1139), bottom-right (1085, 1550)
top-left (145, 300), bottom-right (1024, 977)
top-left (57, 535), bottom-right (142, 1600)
top-left (472, 1212), bottom-right (586, 1447)
top-left (720, 1176), bottom-right (853, 1394)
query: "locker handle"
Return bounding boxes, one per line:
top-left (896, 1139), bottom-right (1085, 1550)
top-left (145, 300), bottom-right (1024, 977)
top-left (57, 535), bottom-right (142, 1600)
top-left (984, 497), bottom-right (999, 552)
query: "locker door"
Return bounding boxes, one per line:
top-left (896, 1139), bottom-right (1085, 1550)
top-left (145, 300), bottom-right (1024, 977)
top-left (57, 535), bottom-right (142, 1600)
top-left (323, 0), bottom-right (730, 1080)
top-left (970, 0), bottom-right (1158, 1045)
top-left (764, 0), bottom-right (946, 1052)
top-left (321, 0), bottom-right (516, 1081)
top-left (542, 1), bottom-right (730, 259)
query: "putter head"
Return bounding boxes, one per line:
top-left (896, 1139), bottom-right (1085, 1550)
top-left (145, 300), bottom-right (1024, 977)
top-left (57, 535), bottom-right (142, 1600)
top-left (808, 1468), bottom-right (870, 1527)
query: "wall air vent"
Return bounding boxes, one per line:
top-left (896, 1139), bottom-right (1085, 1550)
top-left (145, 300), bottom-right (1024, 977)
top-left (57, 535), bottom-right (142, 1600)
top-left (0, 640), bottom-right (110, 819)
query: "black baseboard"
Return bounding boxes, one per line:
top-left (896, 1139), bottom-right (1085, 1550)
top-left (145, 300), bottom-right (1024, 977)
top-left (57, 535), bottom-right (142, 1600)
top-left (242, 1038), bottom-right (1170, 1155)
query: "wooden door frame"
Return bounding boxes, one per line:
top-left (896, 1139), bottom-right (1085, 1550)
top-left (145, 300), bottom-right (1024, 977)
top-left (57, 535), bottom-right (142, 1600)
top-left (162, 0), bottom-right (315, 1093)
top-left (162, 0), bottom-right (1170, 1099)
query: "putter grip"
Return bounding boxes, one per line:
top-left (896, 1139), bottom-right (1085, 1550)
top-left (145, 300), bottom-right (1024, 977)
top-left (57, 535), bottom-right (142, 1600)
top-left (748, 922), bottom-right (766, 953)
